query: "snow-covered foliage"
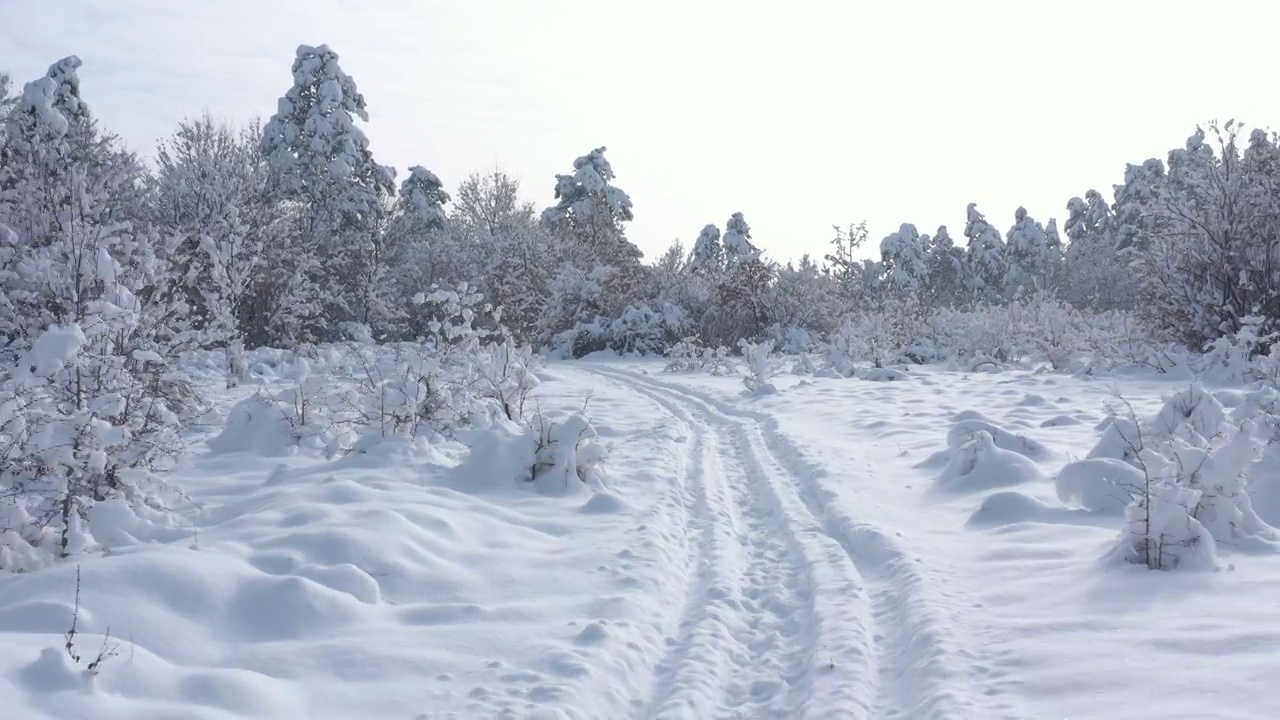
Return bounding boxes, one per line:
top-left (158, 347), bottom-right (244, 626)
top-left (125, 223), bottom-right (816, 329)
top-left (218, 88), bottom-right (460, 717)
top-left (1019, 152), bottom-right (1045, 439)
top-left (1060, 386), bottom-right (1280, 570)
top-left (261, 44), bottom-right (397, 340)
top-left (398, 165), bottom-right (450, 229)
top-left (529, 413), bottom-right (606, 494)
top-left (688, 223), bottom-right (724, 276)
top-left (663, 337), bottom-right (735, 375)
top-left (541, 146), bottom-right (639, 266)
top-left (880, 223), bottom-right (930, 293)
top-left (737, 338), bottom-right (777, 394)
top-left (722, 212), bottom-right (758, 265)
top-left (8, 42), bottom-right (1280, 588)
top-left (963, 203), bottom-right (1005, 302)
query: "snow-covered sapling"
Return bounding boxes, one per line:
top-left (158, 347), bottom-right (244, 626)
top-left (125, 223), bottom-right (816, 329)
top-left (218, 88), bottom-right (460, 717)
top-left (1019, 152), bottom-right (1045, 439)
top-left (528, 413), bottom-right (606, 493)
top-left (738, 338), bottom-right (777, 393)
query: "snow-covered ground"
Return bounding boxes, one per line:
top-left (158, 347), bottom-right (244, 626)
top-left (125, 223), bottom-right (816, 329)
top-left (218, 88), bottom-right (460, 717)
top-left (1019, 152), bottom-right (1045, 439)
top-left (3, 355), bottom-right (1280, 719)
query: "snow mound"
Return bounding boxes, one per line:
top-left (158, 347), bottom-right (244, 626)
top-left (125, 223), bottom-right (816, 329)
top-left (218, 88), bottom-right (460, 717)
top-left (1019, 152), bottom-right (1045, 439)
top-left (855, 367), bottom-right (908, 382)
top-left (1250, 444), bottom-right (1280, 527)
top-left (531, 414), bottom-right (606, 496)
top-left (208, 395), bottom-right (296, 457)
top-left (445, 414), bottom-right (606, 497)
top-left (937, 430), bottom-right (1043, 493)
top-left (966, 491), bottom-right (1056, 527)
top-left (1150, 385), bottom-right (1225, 441)
top-left (946, 415), bottom-right (1052, 461)
top-left (1055, 458), bottom-right (1145, 514)
top-left (578, 492), bottom-right (627, 515)
top-left (1086, 415), bottom-right (1143, 465)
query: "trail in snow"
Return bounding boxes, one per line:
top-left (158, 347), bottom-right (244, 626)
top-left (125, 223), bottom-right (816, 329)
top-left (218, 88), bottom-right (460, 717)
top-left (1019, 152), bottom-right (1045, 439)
top-left (585, 365), bottom-right (1001, 720)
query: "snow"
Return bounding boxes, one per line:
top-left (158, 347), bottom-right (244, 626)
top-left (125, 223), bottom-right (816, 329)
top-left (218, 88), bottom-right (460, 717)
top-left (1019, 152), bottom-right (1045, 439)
top-left (3, 352), bottom-right (1280, 719)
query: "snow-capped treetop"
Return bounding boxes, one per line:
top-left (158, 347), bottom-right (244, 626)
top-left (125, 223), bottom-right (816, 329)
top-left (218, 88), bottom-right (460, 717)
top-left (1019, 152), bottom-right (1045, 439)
top-left (5, 77), bottom-right (69, 158)
top-left (964, 203), bottom-right (1003, 254)
top-left (1045, 218), bottom-right (1061, 251)
top-left (44, 56), bottom-right (88, 129)
top-left (963, 203), bottom-right (1004, 294)
top-left (879, 222), bottom-right (929, 291)
top-left (545, 146), bottom-right (634, 221)
top-left (1111, 158), bottom-right (1166, 252)
top-left (541, 146), bottom-right (640, 262)
top-left (261, 44), bottom-right (395, 215)
top-left (543, 146), bottom-right (634, 227)
top-left (1064, 189), bottom-right (1113, 244)
top-left (689, 223), bottom-right (723, 275)
top-left (399, 165), bottom-right (450, 229)
top-left (723, 212), bottom-right (759, 264)
top-left (1004, 207), bottom-right (1056, 297)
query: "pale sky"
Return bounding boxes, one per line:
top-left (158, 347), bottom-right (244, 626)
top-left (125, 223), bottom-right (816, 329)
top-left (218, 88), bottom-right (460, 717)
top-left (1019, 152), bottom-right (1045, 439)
top-left (3, 0), bottom-right (1278, 263)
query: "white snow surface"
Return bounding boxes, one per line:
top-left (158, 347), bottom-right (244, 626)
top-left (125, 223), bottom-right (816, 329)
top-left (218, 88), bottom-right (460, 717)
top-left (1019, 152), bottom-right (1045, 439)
top-left (3, 355), bottom-right (1280, 719)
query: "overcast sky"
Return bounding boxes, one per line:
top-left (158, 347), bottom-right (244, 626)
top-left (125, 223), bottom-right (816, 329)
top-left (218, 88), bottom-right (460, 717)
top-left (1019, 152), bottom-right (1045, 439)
top-left (3, 0), bottom-right (1278, 263)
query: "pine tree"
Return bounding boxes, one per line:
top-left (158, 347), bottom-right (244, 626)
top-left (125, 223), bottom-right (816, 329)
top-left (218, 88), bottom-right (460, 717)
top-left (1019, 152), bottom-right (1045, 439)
top-left (722, 212), bottom-right (759, 266)
top-left (924, 225), bottom-right (965, 307)
top-left (963, 202), bottom-right (1005, 303)
top-left (541, 146), bottom-right (639, 265)
top-left (1003, 207), bottom-right (1055, 299)
top-left (880, 223), bottom-right (930, 294)
top-left (261, 44), bottom-right (396, 340)
top-left (689, 223), bottom-right (724, 277)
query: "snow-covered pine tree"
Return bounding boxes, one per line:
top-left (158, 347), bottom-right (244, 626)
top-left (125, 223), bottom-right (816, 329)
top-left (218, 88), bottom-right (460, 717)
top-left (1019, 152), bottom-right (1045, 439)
top-left (261, 44), bottom-right (396, 340)
top-left (722, 212), bottom-right (761, 268)
top-left (539, 147), bottom-right (651, 346)
top-left (707, 212), bottom-right (772, 344)
top-left (1003, 207), bottom-right (1056, 299)
top-left (880, 222), bottom-right (930, 295)
top-left (923, 225), bottom-right (966, 307)
top-left (379, 165), bottom-right (452, 338)
top-left (962, 203), bottom-right (1005, 303)
top-left (689, 223), bottom-right (724, 277)
top-left (541, 146), bottom-right (640, 266)
top-left (1062, 188), bottom-right (1135, 309)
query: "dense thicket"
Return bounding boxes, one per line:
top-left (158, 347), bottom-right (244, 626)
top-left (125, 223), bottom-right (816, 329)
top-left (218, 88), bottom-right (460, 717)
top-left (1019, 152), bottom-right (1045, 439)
top-left (7, 48), bottom-right (1271, 364)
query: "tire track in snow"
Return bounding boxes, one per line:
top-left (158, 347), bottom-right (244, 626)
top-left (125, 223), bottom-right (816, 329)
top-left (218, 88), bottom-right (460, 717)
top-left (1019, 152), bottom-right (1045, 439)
top-left (590, 368), bottom-right (874, 719)
top-left (595, 371), bottom-right (823, 719)
top-left (588, 365), bottom-right (991, 719)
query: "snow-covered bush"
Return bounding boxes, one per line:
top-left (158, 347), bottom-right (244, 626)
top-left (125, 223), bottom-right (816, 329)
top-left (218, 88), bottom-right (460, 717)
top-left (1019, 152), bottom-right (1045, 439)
top-left (1086, 387), bottom-right (1278, 570)
top-left (529, 413), bottom-right (606, 494)
top-left (821, 293), bottom-right (1130, 374)
top-left (1111, 457), bottom-right (1219, 571)
top-left (476, 339), bottom-right (540, 422)
top-left (826, 298), bottom-right (924, 372)
top-left (1197, 315), bottom-right (1280, 384)
top-left (0, 322), bottom-right (186, 572)
top-left (791, 352), bottom-right (818, 376)
top-left (663, 336), bottom-right (735, 375)
top-left (937, 429), bottom-right (1042, 493)
top-left (738, 338), bottom-right (777, 394)
top-left (553, 303), bottom-right (687, 359)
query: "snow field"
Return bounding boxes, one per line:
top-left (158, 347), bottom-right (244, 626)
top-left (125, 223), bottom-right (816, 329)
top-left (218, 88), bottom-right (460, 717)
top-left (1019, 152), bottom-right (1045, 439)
top-left (4, 351), bottom-right (1280, 719)
top-left (639, 359), bottom-right (1280, 719)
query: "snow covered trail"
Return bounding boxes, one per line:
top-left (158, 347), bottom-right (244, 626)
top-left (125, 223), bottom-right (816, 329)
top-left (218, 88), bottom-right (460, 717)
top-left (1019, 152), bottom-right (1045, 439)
top-left (582, 363), bottom-right (1000, 720)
